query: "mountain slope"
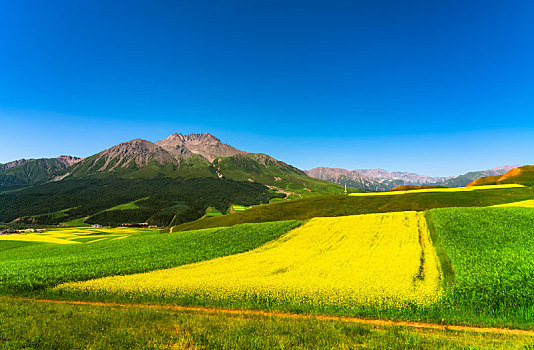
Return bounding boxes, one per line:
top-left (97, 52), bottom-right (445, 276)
top-left (156, 133), bottom-right (244, 162)
top-left (0, 156), bottom-right (81, 191)
top-left (0, 177), bottom-right (280, 227)
top-left (468, 165), bottom-right (534, 186)
top-left (215, 154), bottom-right (347, 197)
top-left (66, 134), bottom-right (349, 197)
top-left (440, 166), bottom-right (517, 187)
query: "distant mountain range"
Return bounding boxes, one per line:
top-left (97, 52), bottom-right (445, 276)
top-left (306, 165), bottom-right (518, 191)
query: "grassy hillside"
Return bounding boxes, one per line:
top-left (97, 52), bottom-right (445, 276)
top-left (467, 174), bottom-right (501, 186)
top-left (469, 164), bottom-right (534, 187)
top-left (0, 177), bottom-right (282, 227)
top-left (215, 153), bottom-right (353, 197)
top-left (172, 186), bottom-right (534, 231)
top-left (67, 154), bottom-right (218, 180)
top-left (0, 158), bottom-right (74, 191)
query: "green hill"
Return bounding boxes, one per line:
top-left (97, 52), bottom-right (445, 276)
top-left (468, 165), bottom-right (534, 187)
top-left (0, 156), bottom-right (80, 192)
top-left (172, 185), bottom-right (534, 231)
top-left (0, 177), bottom-right (282, 227)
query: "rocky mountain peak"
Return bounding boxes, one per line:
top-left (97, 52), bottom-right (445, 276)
top-left (56, 155), bottom-right (82, 167)
top-left (1, 158), bottom-right (30, 170)
top-left (156, 133), bottom-right (244, 162)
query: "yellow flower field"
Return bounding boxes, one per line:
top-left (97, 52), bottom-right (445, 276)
top-left (0, 227), bottom-right (151, 244)
top-left (349, 184), bottom-right (524, 197)
top-left (491, 199), bottom-right (534, 208)
top-left (56, 212), bottom-right (443, 308)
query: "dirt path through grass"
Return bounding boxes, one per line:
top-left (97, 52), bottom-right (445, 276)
top-left (4, 296), bottom-right (534, 336)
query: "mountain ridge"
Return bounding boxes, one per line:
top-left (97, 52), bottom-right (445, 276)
top-left (0, 156), bottom-right (82, 191)
top-left (468, 164), bottom-right (534, 186)
top-left (156, 132), bottom-right (245, 162)
top-left (307, 165), bottom-right (519, 191)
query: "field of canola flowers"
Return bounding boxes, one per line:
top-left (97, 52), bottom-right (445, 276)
top-left (492, 199), bottom-right (534, 208)
top-left (0, 221), bottom-right (299, 294)
top-left (56, 212), bottom-right (443, 311)
top-left (0, 227), bottom-right (148, 245)
top-left (349, 184), bottom-right (524, 197)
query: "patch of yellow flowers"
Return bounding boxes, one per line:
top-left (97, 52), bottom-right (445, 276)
top-left (492, 199), bottom-right (534, 208)
top-left (56, 212), bottom-right (443, 308)
top-left (0, 227), bottom-right (149, 244)
top-left (349, 184), bottom-right (524, 197)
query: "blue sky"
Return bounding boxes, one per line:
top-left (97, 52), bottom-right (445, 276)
top-left (1, 1), bottom-right (533, 176)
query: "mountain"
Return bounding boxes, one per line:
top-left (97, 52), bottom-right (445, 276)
top-left (440, 165), bottom-right (517, 187)
top-left (0, 133), bottom-right (349, 227)
top-left (468, 165), bottom-right (532, 186)
top-left (306, 167), bottom-right (449, 191)
top-left (306, 166), bottom-right (518, 191)
top-left (354, 169), bottom-right (450, 187)
top-left (67, 139), bottom-right (182, 176)
top-left (66, 133), bottom-right (347, 197)
top-left (156, 133), bottom-right (244, 161)
top-left (305, 167), bottom-right (385, 191)
top-left (0, 156), bottom-right (81, 191)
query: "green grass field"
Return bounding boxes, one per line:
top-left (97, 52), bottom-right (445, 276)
top-left (428, 207), bottom-right (534, 328)
top-left (3, 298), bottom-right (531, 350)
top-left (104, 197), bottom-right (149, 211)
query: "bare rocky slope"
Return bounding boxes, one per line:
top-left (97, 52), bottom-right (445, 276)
top-left (156, 133), bottom-right (245, 162)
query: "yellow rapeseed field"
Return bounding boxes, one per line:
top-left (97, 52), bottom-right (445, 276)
top-left (0, 227), bottom-right (145, 244)
top-left (349, 184), bottom-right (524, 197)
top-left (491, 199), bottom-right (534, 208)
top-left (56, 212), bottom-right (443, 308)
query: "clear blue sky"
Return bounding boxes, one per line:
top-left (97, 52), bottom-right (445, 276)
top-left (1, 1), bottom-right (533, 176)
